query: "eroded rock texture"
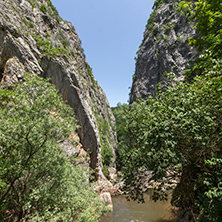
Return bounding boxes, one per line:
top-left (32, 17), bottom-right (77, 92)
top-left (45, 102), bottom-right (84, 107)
top-left (130, 0), bottom-right (198, 103)
top-left (0, 0), bottom-right (117, 180)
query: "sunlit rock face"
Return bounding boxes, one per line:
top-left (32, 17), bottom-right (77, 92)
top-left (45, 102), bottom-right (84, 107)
top-left (130, 0), bottom-right (198, 103)
top-left (0, 0), bottom-right (117, 181)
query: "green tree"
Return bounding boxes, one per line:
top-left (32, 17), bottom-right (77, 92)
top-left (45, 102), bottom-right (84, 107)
top-left (121, 0), bottom-right (222, 221)
top-left (111, 103), bottom-right (130, 170)
top-left (122, 74), bottom-right (222, 220)
top-left (185, 0), bottom-right (222, 81)
top-left (0, 74), bottom-right (107, 221)
top-left (190, 0), bottom-right (222, 57)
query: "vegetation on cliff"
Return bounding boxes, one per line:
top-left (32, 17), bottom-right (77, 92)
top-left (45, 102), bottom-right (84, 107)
top-left (116, 0), bottom-right (222, 221)
top-left (0, 74), bottom-right (107, 221)
top-left (1, 0), bottom-right (117, 184)
top-left (111, 103), bottom-right (129, 170)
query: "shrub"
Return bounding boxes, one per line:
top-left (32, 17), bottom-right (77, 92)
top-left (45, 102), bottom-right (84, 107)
top-left (0, 74), bottom-right (107, 221)
top-left (40, 4), bottom-right (47, 13)
top-left (32, 35), bottom-right (69, 58)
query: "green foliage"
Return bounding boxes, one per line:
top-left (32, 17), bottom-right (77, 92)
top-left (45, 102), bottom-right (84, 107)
top-left (152, 0), bottom-right (164, 10)
top-left (28, 20), bottom-right (34, 28)
top-left (145, 0), bottom-right (164, 31)
top-left (46, 31), bottom-right (51, 37)
top-left (145, 11), bottom-right (156, 31)
top-left (46, 0), bottom-right (61, 22)
top-left (190, 0), bottom-right (222, 58)
top-left (185, 0), bottom-right (222, 81)
top-left (136, 43), bottom-right (142, 55)
top-left (121, 0), bottom-right (222, 221)
top-left (196, 158), bottom-right (222, 221)
top-left (111, 103), bottom-right (130, 170)
top-left (0, 74), bottom-right (107, 221)
top-left (135, 43), bottom-right (142, 62)
top-left (21, 16), bottom-right (34, 30)
top-left (70, 49), bottom-right (76, 59)
top-left (96, 116), bottom-right (113, 177)
top-left (164, 22), bottom-right (171, 33)
top-left (185, 50), bottom-right (222, 81)
top-left (156, 35), bottom-right (162, 43)
top-left (40, 4), bottom-right (47, 13)
top-left (132, 74), bottom-right (138, 81)
top-left (86, 63), bottom-right (97, 87)
top-left (27, 0), bottom-right (38, 8)
top-left (176, 33), bottom-right (185, 44)
top-left (163, 34), bottom-right (169, 43)
top-left (122, 72), bottom-right (222, 218)
top-left (177, 1), bottom-right (196, 20)
top-left (32, 35), bottom-right (69, 58)
top-left (58, 35), bottom-right (68, 48)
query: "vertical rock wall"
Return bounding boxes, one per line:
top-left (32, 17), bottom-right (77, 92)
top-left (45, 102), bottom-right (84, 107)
top-left (0, 0), bottom-right (117, 180)
top-left (130, 0), bottom-right (198, 103)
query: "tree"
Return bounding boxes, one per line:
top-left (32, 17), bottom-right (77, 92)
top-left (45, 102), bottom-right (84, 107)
top-left (122, 73), bottom-right (222, 220)
top-left (121, 0), bottom-right (222, 220)
top-left (111, 103), bottom-right (130, 170)
top-left (0, 74), bottom-right (107, 221)
top-left (185, 0), bottom-right (222, 81)
top-left (190, 0), bottom-right (222, 57)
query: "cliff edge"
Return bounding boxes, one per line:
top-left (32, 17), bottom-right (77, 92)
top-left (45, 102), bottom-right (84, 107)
top-left (0, 0), bottom-right (117, 181)
top-left (130, 0), bottom-right (198, 103)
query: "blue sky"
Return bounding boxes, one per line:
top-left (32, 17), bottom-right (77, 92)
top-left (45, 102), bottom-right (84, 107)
top-left (51, 0), bottom-right (154, 107)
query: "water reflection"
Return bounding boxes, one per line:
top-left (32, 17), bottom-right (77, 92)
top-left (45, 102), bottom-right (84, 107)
top-left (100, 190), bottom-right (178, 222)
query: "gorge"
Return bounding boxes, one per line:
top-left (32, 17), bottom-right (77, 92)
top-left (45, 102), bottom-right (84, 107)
top-left (1, 0), bottom-right (221, 221)
top-left (0, 0), bottom-right (117, 182)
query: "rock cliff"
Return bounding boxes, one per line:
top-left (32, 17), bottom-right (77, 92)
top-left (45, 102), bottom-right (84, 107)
top-left (130, 0), bottom-right (198, 103)
top-left (0, 0), bottom-right (117, 180)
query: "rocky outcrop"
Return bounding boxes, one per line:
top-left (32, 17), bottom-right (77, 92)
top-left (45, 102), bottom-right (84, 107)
top-left (99, 192), bottom-right (113, 211)
top-left (0, 0), bottom-right (117, 180)
top-left (130, 0), bottom-right (198, 103)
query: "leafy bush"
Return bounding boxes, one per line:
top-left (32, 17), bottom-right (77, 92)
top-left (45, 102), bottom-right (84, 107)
top-left (189, 0), bottom-right (222, 57)
top-left (145, 0), bottom-right (164, 31)
top-left (97, 117), bottom-right (113, 177)
top-left (145, 11), bottom-right (156, 31)
top-left (32, 35), bottom-right (69, 58)
top-left (0, 74), bottom-right (107, 221)
top-left (186, 0), bottom-right (222, 82)
top-left (111, 103), bottom-right (130, 170)
top-left (40, 4), bottom-right (47, 13)
top-left (122, 72), bottom-right (222, 219)
top-left (58, 35), bottom-right (68, 48)
top-left (121, 0), bottom-right (222, 221)
top-left (46, 0), bottom-right (61, 22)
top-left (27, 0), bottom-right (38, 9)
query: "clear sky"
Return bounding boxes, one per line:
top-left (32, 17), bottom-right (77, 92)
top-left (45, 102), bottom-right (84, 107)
top-left (51, 0), bottom-right (154, 107)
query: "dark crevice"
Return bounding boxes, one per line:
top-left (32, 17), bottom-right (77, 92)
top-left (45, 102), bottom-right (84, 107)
top-left (0, 71), bottom-right (3, 81)
top-left (0, 60), bottom-right (4, 81)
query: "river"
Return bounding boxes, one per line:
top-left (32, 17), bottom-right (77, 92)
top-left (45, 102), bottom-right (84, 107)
top-left (100, 190), bottom-right (178, 222)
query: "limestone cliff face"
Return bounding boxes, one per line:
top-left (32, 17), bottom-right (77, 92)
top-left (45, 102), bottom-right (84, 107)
top-left (0, 0), bottom-right (117, 180)
top-left (130, 0), bottom-right (198, 103)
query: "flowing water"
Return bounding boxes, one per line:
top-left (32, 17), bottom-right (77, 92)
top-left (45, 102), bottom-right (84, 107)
top-left (100, 190), bottom-right (178, 222)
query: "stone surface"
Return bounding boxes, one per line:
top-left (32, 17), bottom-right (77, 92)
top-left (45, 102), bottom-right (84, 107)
top-left (99, 192), bottom-right (113, 211)
top-left (0, 0), bottom-right (117, 181)
top-left (130, 0), bottom-right (198, 103)
top-left (107, 167), bottom-right (117, 182)
top-left (1, 57), bottom-right (24, 88)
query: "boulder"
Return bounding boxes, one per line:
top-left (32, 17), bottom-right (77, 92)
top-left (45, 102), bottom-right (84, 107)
top-left (100, 192), bottom-right (113, 211)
